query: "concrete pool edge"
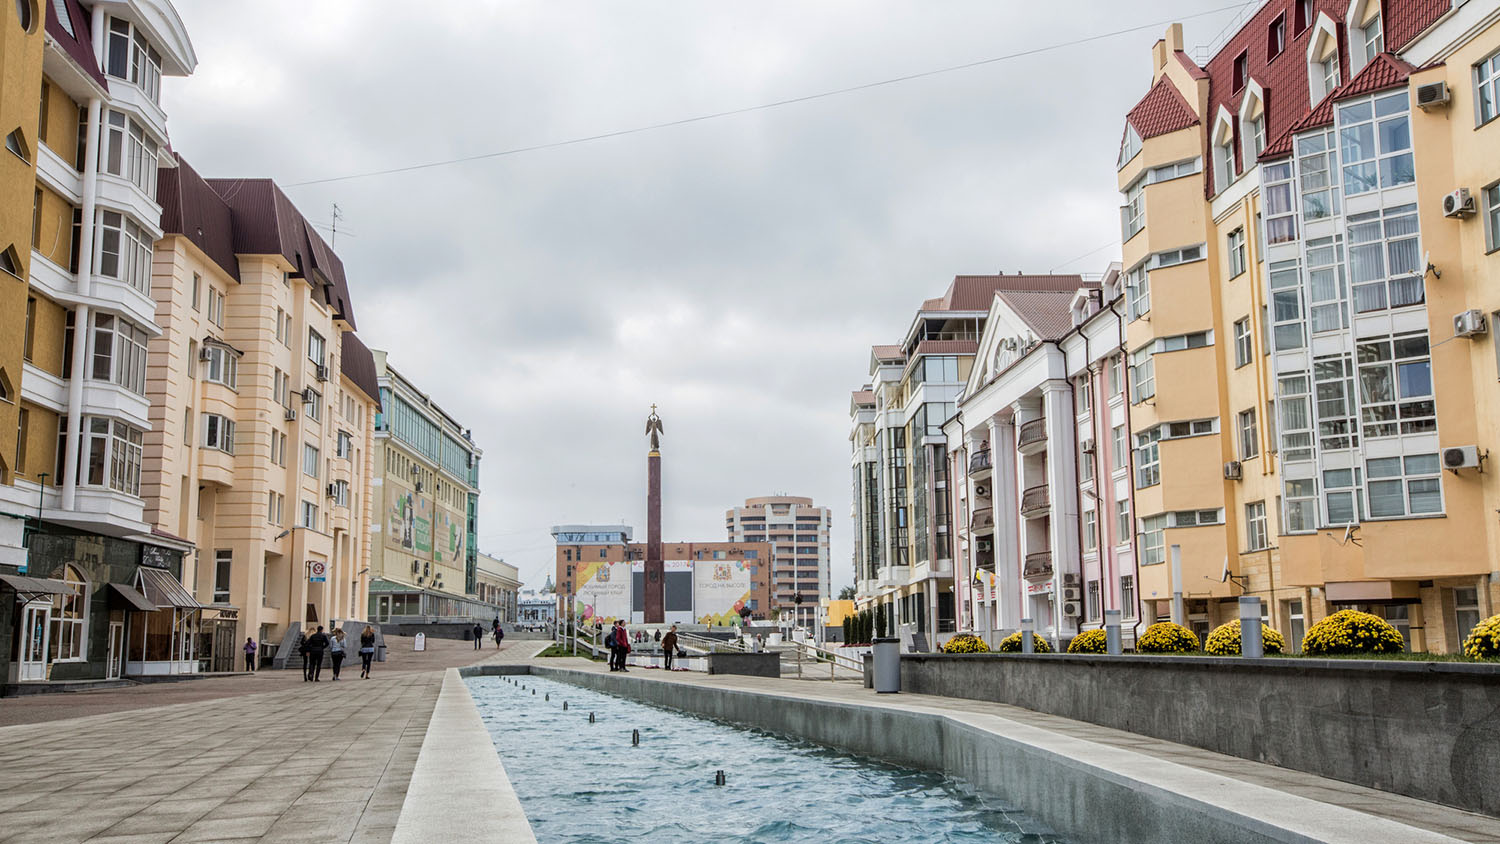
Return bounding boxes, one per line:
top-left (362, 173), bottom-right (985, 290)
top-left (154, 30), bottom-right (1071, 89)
top-left (467, 664), bottom-right (1466, 844)
top-left (392, 667), bottom-right (537, 844)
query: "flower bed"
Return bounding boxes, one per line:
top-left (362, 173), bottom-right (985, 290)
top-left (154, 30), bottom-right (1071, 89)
top-left (997, 631), bottom-right (1052, 653)
top-left (1203, 619), bottom-right (1285, 656)
top-left (1301, 609), bottom-right (1404, 656)
top-left (1136, 621), bottom-right (1199, 654)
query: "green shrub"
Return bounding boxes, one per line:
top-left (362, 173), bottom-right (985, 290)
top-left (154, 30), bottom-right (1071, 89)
top-left (997, 631), bottom-right (1052, 653)
top-left (1067, 628), bottom-right (1110, 654)
top-left (1302, 609), bottom-right (1404, 656)
top-left (1463, 614), bottom-right (1500, 660)
top-left (942, 633), bottom-right (990, 654)
top-left (1137, 621), bottom-right (1199, 654)
top-left (1203, 619), bottom-right (1285, 656)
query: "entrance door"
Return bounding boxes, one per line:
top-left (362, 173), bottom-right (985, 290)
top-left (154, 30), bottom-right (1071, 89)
top-left (376, 595), bottom-right (390, 622)
top-left (18, 602), bottom-right (51, 682)
top-left (107, 622), bottom-right (124, 679)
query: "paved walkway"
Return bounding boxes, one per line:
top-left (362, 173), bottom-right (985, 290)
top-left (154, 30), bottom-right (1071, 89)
top-left (523, 652), bottom-right (1500, 843)
top-left (0, 636), bottom-right (531, 844)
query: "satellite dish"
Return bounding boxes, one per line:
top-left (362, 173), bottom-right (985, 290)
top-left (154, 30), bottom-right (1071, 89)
top-left (1220, 558), bottom-right (1231, 583)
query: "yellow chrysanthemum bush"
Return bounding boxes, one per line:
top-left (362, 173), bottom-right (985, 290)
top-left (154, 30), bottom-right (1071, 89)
top-left (1136, 621), bottom-right (1200, 654)
top-left (997, 631), bottom-right (1052, 653)
top-left (1203, 619), bottom-right (1285, 656)
top-left (1301, 609), bottom-right (1405, 656)
top-left (942, 633), bottom-right (990, 654)
top-left (1461, 614), bottom-right (1500, 660)
top-left (1067, 628), bottom-right (1110, 654)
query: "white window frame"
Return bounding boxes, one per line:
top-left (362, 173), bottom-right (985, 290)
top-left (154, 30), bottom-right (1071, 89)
top-left (308, 329), bottom-right (326, 365)
top-left (203, 344), bottom-right (238, 391)
top-left (1365, 453), bottom-right (1442, 519)
top-left (1478, 50), bottom-right (1500, 127)
top-left (202, 413), bottom-right (235, 454)
top-left (1211, 107), bottom-right (1237, 193)
top-left (1338, 93), bottom-right (1414, 198)
top-left (1134, 427), bottom-right (1160, 488)
top-left (1264, 159), bottom-right (1298, 245)
top-left (1283, 478), bottom-right (1318, 533)
top-left (1298, 128), bottom-right (1341, 222)
top-left (1125, 263), bottom-right (1149, 320)
top-left (1149, 244), bottom-right (1205, 269)
top-left (1228, 228), bottom-right (1247, 279)
top-left (1356, 332), bottom-right (1434, 440)
top-left (1122, 178), bottom-right (1145, 241)
top-left (1308, 14), bottom-right (1341, 102)
top-left (1138, 515), bottom-right (1166, 565)
top-left (1083, 507), bottom-right (1098, 552)
top-left (1238, 408), bottom-right (1259, 459)
top-left (1129, 346), bottom-right (1154, 404)
top-left (1234, 317), bottom-right (1252, 368)
top-left (1482, 181), bottom-right (1500, 253)
top-left (213, 549), bottom-right (232, 604)
top-left (1118, 123), bottom-right (1142, 169)
top-left (1245, 501), bottom-right (1269, 551)
top-left (300, 500), bottom-right (319, 530)
top-left (303, 443), bottom-right (320, 479)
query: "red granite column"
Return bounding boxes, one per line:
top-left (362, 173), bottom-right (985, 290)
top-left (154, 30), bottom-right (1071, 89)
top-left (645, 449), bottom-right (664, 622)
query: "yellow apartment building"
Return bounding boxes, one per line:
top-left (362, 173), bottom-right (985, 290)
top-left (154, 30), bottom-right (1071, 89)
top-left (148, 158), bottom-right (380, 659)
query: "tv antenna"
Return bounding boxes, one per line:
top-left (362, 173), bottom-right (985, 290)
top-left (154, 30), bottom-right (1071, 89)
top-left (329, 203), bottom-right (343, 247)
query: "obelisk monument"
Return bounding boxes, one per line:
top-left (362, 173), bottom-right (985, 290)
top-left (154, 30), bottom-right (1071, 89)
top-left (644, 405), bottom-right (665, 623)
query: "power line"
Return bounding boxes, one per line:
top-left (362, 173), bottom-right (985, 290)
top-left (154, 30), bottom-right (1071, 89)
top-left (1048, 239), bottom-right (1123, 273)
top-left (284, 2), bottom-right (1254, 188)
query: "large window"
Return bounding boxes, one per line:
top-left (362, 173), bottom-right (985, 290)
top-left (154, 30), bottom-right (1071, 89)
top-left (76, 418), bottom-right (142, 495)
top-left (50, 566), bottom-right (88, 661)
top-left (1125, 263), bottom-right (1148, 320)
top-left (202, 414), bottom-right (235, 454)
top-left (1129, 346), bottom-right (1154, 404)
top-left (1138, 515), bottom-right (1166, 565)
top-left (1314, 354), bottom-right (1358, 451)
top-left (1245, 502), bottom-right (1269, 551)
top-left (308, 329), bottom-right (326, 365)
top-left (105, 17), bottom-right (162, 102)
top-left (1111, 425), bottom-right (1127, 470)
top-left (1238, 408), bottom-right (1259, 459)
top-left (96, 211), bottom-right (151, 295)
top-left (1483, 182), bottom-right (1499, 253)
top-left (921, 356), bottom-right (959, 383)
top-left (267, 490), bottom-right (283, 525)
top-left (1264, 161), bottom-right (1297, 244)
top-left (1349, 204), bottom-right (1421, 313)
top-left (1356, 332), bottom-right (1433, 438)
top-left (331, 479), bottom-right (350, 508)
top-left (1227, 228), bottom-right (1247, 278)
top-left (207, 287), bottom-right (224, 327)
top-left (213, 550), bottom-right (232, 604)
top-left (1234, 317), bottom-right (1252, 368)
top-left (1339, 93), bottom-right (1413, 196)
top-left (1305, 235), bottom-right (1349, 334)
top-left (1455, 588), bottom-right (1481, 645)
top-left (203, 344), bottom-right (238, 390)
top-left (1122, 179), bottom-right (1144, 240)
top-left (1277, 374), bottom-right (1314, 462)
top-left (1361, 13), bottom-right (1383, 61)
top-left (303, 443), bottom-right (320, 478)
top-left (100, 110), bottom-right (158, 196)
top-left (1323, 467), bottom-right (1363, 524)
top-left (1269, 259), bottom-right (1304, 352)
top-left (1134, 427), bottom-right (1160, 488)
top-left (301, 500), bottom-right (319, 530)
top-left (1480, 51), bottom-right (1500, 126)
top-left (91, 313), bottom-right (147, 395)
top-left (1298, 129), bottom-right (1341, 221)
top-left (1366, 453), bottom-right (1441, 518)
top-left (1284, 478), bottom-right (1318, 533)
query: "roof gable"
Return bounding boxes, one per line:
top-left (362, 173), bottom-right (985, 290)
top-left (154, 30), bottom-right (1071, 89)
top-left (1126, 76), bottom-right (1200, 139)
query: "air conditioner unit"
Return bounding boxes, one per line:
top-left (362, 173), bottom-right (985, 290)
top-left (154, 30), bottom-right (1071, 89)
top-left (1443, 188), bottom-right (1476, 218)
top-left (315, 363), bottom-right (329, 382)
top-left (1415, 81), bottom-right (1450, 110)
top-left (1062, 586), bottom-right (1081, 602)
top-left (1223, 461), bottom-right (1243, 481)
top-left (301, 388), bottom-right (316, 403)
top-left (974, 483), bottom-right (989, 497)
top-left (1442, 446), bottom-right (1481, 470)
top-left (1454, 310), bottom-right (1489, 338)
top-left (326, 483), bottom-right (337, 498)
top-left (1063, 572), bottom-right (1079, 586)
top-left (197, 347), bottom-right (213, 362)
top-left (284, 407), bottom-right (297, 422)
top-left (1080, 438), bottom-right (1096, 454)
top-left (1061, 601), bottom-right (1082, 618)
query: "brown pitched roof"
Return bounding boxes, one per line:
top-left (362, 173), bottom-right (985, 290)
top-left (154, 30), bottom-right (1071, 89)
top-left (926, 274), bottom-right (1086, 312)
top-left (871, 344), bottom-right (904, 361)
top-left (203, 178), bottom-right (358, 330)
top-left (996, 288), bottom-right (1093, 341)
top-left (851, 390), bottom-right (875, 405)
top-left (1174, 50), bottom-right (1208, 81)
top-left (157, 156), bottom-right (239, 281)
top-left (1126, 76), bottom-right (1200, 139)
top-left (340, 331), bottom-right (381, 408)
top-left (46, 0), bottom-right (108, 91)
top-left (914, 340), bottom-right (980, 357)
top-left (1332, 52), bottom-right (1418, 102)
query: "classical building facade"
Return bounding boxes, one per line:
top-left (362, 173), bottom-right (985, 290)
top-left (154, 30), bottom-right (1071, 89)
top-left (724, 495), bottom-right (830, 628)
top-left (2, 0), bottom-right (204, 687)
top-left (474, 551), bottom-right (520, 623)
top-left (367, 351), bottom-right (483, 621)
top-left (147, 159), bottom-right (381, 660)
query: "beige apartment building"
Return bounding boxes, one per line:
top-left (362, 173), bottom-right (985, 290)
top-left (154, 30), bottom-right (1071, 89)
top-left (147, 158), bottom-right (380, 658)
top-left (725, 495), bottom-right (831, 628)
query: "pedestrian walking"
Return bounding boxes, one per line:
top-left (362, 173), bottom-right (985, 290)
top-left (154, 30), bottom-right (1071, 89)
top-left (359, 625), bottom-right (377, 678)
top-left (243, 637), bottom-right (257, 672)
top-left (305, 626), bottom-right (330, 681)
top-left (472, 622), bottom-right (484, 650)
top-left (493, 625), bottom-right (505, 648)
top-left (604, 622), bottom-right (618, 671)
top-left (329, 629), bottom-right (347, 680)
top-left (661, 625), bottom-right (678, 671)
top-left (654, 628), bottom-right (661, 643)
top-left (615, 621), bottom-right (632, 672)
top-left (297, 629), bottom-right (311, 680)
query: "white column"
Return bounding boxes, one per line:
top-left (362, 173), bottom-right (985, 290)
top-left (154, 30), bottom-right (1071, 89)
top-left (989, 415), bottom-right (1021, 631)
top-left (60, 96), bottom-right (103, 511)
top-left (1043, 381), bottom-right (1080, 642)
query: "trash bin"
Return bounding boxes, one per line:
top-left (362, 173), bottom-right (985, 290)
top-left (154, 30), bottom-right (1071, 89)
top-left (873, 636), bottom-right (900, 694)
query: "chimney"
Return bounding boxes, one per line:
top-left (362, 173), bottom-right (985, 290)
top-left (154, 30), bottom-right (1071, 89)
top-left (1152, 23), bottom-right (1185, 77)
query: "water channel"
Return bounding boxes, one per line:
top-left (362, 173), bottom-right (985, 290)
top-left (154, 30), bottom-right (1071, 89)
top-left (468, 674), bottom-right (1067, 843)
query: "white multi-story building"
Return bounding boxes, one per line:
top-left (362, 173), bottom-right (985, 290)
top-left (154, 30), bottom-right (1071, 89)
top-left (725, 495), bottom-right (830, 628)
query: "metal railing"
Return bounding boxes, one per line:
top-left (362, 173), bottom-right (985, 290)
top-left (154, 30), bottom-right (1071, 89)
top-left (1020, 484), bottom-right (1050, 515)
top-left (969, 449), bottom-right (992, 473)
top-left (1017, 418), bottom-right (1048, 449)
top-left (783, 639), bottom-right (864, 681)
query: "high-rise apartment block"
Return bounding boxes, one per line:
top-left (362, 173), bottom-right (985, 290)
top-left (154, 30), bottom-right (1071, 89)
top-left (725, 495), bottom-right (830, 628)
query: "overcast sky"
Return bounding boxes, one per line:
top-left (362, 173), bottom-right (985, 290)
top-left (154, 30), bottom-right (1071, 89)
top-left (163, 1), bottom-right (1250, 594)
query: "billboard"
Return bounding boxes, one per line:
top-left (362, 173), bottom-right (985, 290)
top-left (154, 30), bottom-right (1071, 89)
top-left (693, 559), bottom-right (751, 626)
top-left (385, 486), bottom-right (432, 554)
top-left (574, 560), bottom-right (632, 624)
top-left (434, 507), bottom-right (466, 565)
top-left (665, 560), bottom-right (693, 624)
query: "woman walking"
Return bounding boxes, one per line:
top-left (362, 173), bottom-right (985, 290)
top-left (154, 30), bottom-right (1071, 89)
top-left (359, 625), bottom-right (377, 678)
top-left (329, 629), bottom-right (347, 680)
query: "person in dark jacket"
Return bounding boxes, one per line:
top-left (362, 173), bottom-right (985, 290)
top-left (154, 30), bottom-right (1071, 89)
top-left (472, 622), bottom-right (484, 650)
top-left (613, 621), bottom-right (631, 671)
top-left (304, 626), bottom-right (330, 681)
top-left (661, 625), bottom-right (678, 671)
top-left (359, 625), bottom-right (377, 678)
top-left (493, 625), bottom-right (505, 648)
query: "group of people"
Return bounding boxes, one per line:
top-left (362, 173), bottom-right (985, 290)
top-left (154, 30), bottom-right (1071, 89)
top-left (603, 621), bottom-right (681, 671)
top-left (246, 625), bottom-right (378, 681)
top-left (472, 619), bottom-right (506, 650)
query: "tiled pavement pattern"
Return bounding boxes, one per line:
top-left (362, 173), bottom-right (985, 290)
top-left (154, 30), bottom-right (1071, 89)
top-left (526, 653), bottom-right (1500, 844)
top-left (0, 637), bottom-right (531, 843)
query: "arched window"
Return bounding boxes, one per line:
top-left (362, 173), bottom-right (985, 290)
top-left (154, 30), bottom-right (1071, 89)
top-left (1211, 107), bottom-right (1238, 194)
top-left (1307, 14), bottom-right (1342, 103)
top-left (50, 565), bottom-right (88, 661)
top-left (1239, 80), bottom-right (1267, 164)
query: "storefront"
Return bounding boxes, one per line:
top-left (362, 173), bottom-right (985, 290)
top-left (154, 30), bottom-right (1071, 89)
top-left (128, 565), bottom-right (207, 676)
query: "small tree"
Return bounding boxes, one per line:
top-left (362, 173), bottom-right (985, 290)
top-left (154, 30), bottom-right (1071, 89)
top-left (838, 586), bottom-right (856, 600)
top-left (842, 615), bottom-right (853, 644)
top-left (874, 603), bottom-right (888, 639)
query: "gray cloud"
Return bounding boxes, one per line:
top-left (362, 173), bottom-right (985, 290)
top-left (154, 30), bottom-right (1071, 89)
top-left (165, 1), bottom-right (1246, 590)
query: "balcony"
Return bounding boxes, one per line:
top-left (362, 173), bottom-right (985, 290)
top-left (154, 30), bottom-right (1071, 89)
top-left (1023, 551), bottom-right (1053, 579)
top-left (1017, 418), bottom-right (1048, 454)
top-left (1020, 484), bottom-right (1050, 518)
top-left (970, 507), bottom-right (994, 534)
top-left (968, 449), bottom-right (992, 474)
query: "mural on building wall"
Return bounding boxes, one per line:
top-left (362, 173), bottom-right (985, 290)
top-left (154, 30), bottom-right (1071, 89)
top-left (434, 507), bottom-right (466, 564)
top-left (693, 559), bottom-right (751, 626)
top-left (385, 486), bottom-right (432, 555)
top-left (573, 561), bottom-right (632, 623)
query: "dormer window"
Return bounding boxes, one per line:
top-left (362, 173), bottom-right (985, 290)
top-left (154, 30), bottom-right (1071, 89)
top-left (1212, 108), bottom-right (1238, 193)
top-left (1118, 123), bottom-right (1141, 169)
top-left (1294, 0), bottom-right (1313, 35)
top-left (1361, 15), bottom-right (1383, 61)
top-left (1307, 14), bottom-right (1341, 102)
top-left (1232, 51), bottom-right (1248, 92)
top-left (1267, 15), bottom-right (1286, 61)
top-left (1239, 82), bottom-right (1266, 165)
top-left (1348, 0), bottom-right (1384, 72)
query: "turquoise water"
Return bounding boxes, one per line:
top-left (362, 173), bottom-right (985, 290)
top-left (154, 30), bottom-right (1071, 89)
top-left (468, 675), bottom-right (1066, 844)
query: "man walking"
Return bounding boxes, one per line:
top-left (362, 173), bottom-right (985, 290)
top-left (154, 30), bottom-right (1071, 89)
top-left (613, 620), bottom-right (631, 671)
top-left (304, 626), bottom-right (330, 681)
top-left (472, 622), bottom-right (484, 650)
top-left (661, 624), bottom-right (678, 671)
top-left (493, 624), bottom-right (505, 649)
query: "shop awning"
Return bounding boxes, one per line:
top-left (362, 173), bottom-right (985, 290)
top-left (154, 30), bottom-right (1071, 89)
top-left (0, 574), bottom-right (69, 601)
top-left (108, 582), bottom-right (157, 612)
top-left (137, 566), bottom-right (208, 609)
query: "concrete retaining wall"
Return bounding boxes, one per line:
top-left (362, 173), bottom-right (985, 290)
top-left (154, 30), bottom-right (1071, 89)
top-left (706, 652), bottom-right (780, 677)
top-left (520, 665), bottom-right (1459, 844)
top-left (897, 653), bottom-right (1500, 817)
